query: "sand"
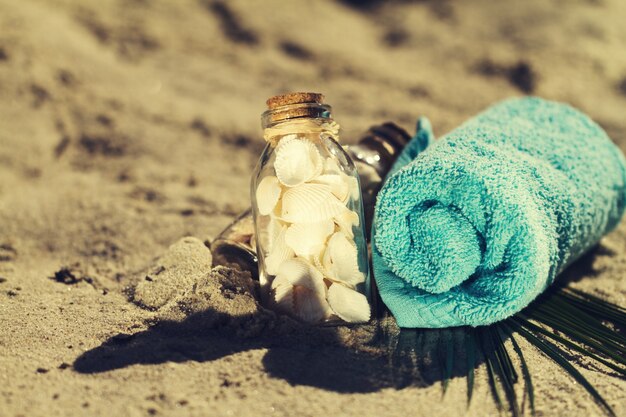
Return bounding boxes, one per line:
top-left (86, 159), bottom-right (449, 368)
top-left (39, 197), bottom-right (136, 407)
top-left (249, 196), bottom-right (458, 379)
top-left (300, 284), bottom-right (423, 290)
top-left (0, 0), bottom-right (625, 416)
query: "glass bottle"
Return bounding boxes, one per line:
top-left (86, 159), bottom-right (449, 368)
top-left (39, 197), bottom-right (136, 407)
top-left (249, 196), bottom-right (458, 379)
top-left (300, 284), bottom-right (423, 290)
top-left (210, 208), bottom-right (258, 279)
top-left (251, 92), bottom-right (370, 324)
top-left (346, 122), bottom-right (411, 235)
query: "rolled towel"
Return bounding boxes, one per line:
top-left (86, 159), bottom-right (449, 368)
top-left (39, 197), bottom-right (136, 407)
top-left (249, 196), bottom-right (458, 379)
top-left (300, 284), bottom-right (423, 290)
top-left (372, 97), bottom-right (626, 328)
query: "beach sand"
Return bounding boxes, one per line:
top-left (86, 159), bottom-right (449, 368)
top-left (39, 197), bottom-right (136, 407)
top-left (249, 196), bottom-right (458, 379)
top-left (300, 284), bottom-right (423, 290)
top-left (0, 0), bottom-right (625, 416)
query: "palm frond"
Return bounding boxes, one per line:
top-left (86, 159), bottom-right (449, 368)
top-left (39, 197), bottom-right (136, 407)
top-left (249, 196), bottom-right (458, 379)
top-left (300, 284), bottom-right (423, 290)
top-left (535, 296), bottom-right (626, 349)
top-left (563, 288), bottom-right (626, 326)
top-left (439, 330), bottom-right (454, 395)
top-left (512, 315), bottom-right (626, 376)
top-left (507, 318), bottom-right (617, 417)
top-left (477, 324), bottom-right (520, 417)
top-left (479, 327), bottom-right (505, 413)
top-left (494, 326), bottom-right (518, 384)
top-left (506, 329), bottom-right (535, 416)
top-left (465, 328), bottom-right (477, 406)
top-left (377, 286), bottom-right (623, 417)
top-left (484, 325), bottom-right (520, 417)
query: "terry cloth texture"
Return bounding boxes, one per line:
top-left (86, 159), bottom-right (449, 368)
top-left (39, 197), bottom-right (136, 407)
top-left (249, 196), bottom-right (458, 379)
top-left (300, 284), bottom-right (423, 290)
top-left (372, 97), bottom-right (626, 328)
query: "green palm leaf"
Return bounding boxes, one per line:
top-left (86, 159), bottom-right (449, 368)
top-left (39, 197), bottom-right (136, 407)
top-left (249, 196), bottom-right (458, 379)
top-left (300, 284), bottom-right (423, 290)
top-left (507, 319), bottom-right (616, 417)
top-left (512, 315), bottom-right (626, 376)
top-left (505, 329), bottom-right (535, 416)
top-left (483, 325), bottom-right (520, 417)
top-left (380, 286), bottom-right (622, 417)
top-left (465, 328), bottom-right (477, 406)
top-left (439, 330), bottom-right (454, 395)
top-left (563, 288), bottom-right (626, 326)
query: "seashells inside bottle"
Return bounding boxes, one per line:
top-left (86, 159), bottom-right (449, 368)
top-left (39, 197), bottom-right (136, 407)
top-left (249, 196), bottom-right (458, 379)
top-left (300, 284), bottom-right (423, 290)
top-left (211, 121), bottom-right (411, 280)
top-left (251, 92), bottom-right (370, 324)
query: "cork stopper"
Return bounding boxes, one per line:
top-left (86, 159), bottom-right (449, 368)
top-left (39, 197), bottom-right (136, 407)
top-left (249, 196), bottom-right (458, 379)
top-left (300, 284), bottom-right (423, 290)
top-left (266, 92), bottom-right (324, 109)
top-left (263, 92), bottom-right (329, 125)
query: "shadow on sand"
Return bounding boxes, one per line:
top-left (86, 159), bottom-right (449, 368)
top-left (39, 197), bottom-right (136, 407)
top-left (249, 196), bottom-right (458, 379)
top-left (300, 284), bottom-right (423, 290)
top-left (73, 244), bottom-right (613, 393)
top-left (72, 305), bottom-right (485, 393)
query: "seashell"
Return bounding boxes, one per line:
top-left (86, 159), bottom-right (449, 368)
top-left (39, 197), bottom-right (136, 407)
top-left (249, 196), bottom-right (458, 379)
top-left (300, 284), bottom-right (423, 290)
top-left (274, 137), bottom-right (323, 187)
top-left (324, 158), bottom-right (342, 175)
top-left (265, 225), bottom-right (294, 275)
top-left (327, 283), bottom-right (370, 323)
top-left (257, 214), bottom-right (288, 253)
top-left (267, 216), bottom-right (286, 252)
top-left (272, 258), bottom-right (331, 323)
top-left (346, 175), bottom-right (360, 201)
top-left (312, 174), bottom-right (350, 202)
top-left (272, 258), bottom-right (326, 292)
top-left (311, 251), bottom-right (327, 276)
top-left (281, 183), bottom-right (346, 223)
top-left (334, 209), bottom-right (360, 239)
top-left (322, 232), bottom-right (365, 286)
top-left (256, 176), bottom-right (282, 215)
top-left (272, 197), bottom-right (284, 218)
top-left (319, 160), bottom-right (360, 202)
top-left (285, 219), bottom-right (334, 257)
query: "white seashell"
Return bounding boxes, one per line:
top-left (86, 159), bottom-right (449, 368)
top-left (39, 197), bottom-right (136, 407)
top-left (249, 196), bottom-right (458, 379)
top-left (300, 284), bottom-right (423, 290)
top-left (322, 156), bottom-right (360, 201)
top-left (324, 158), bottom-right (342, 175)
top-left (267, 216), bottom-right (286, 252)
top-left (312, 174), bottom-right (350, 202)
top-left (327, 283), bottom-right (370, 323)
top-left (273, 279), bottom-right (294, 310)
top-left (272, 258), bottom-right (326, 292)
top-left (265, 225), bottom-right (294, 275)
top-left (334, 209), bottom-right (360, 239)
top-left (271, 197), bottom-right (284, 218)
top-left (281, 183), bottom-right (346, 223)
top-left (346, 175), bottom-right (360, 201)
top-left (285, 220), bottom-right (334, 257)
top-left (274, 137), bottom-right (323, 187)
top-left (272, 258), bottom-right (331, 323)
top-left (322, 232), bottom-right (365, 286)
top-left (311, 251), bottom-right (327, 276)
top-left (256, 176), bottom-right (282, 216)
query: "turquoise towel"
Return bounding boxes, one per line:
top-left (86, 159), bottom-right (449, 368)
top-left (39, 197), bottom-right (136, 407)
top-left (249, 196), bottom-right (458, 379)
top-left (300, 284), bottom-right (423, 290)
top-left (372, 97), bottom-right (626, 328)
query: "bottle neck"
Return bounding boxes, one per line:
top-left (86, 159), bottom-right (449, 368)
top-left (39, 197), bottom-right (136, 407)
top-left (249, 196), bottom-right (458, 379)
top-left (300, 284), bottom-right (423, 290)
top-left (261, 103), bottom-right (339, 147)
